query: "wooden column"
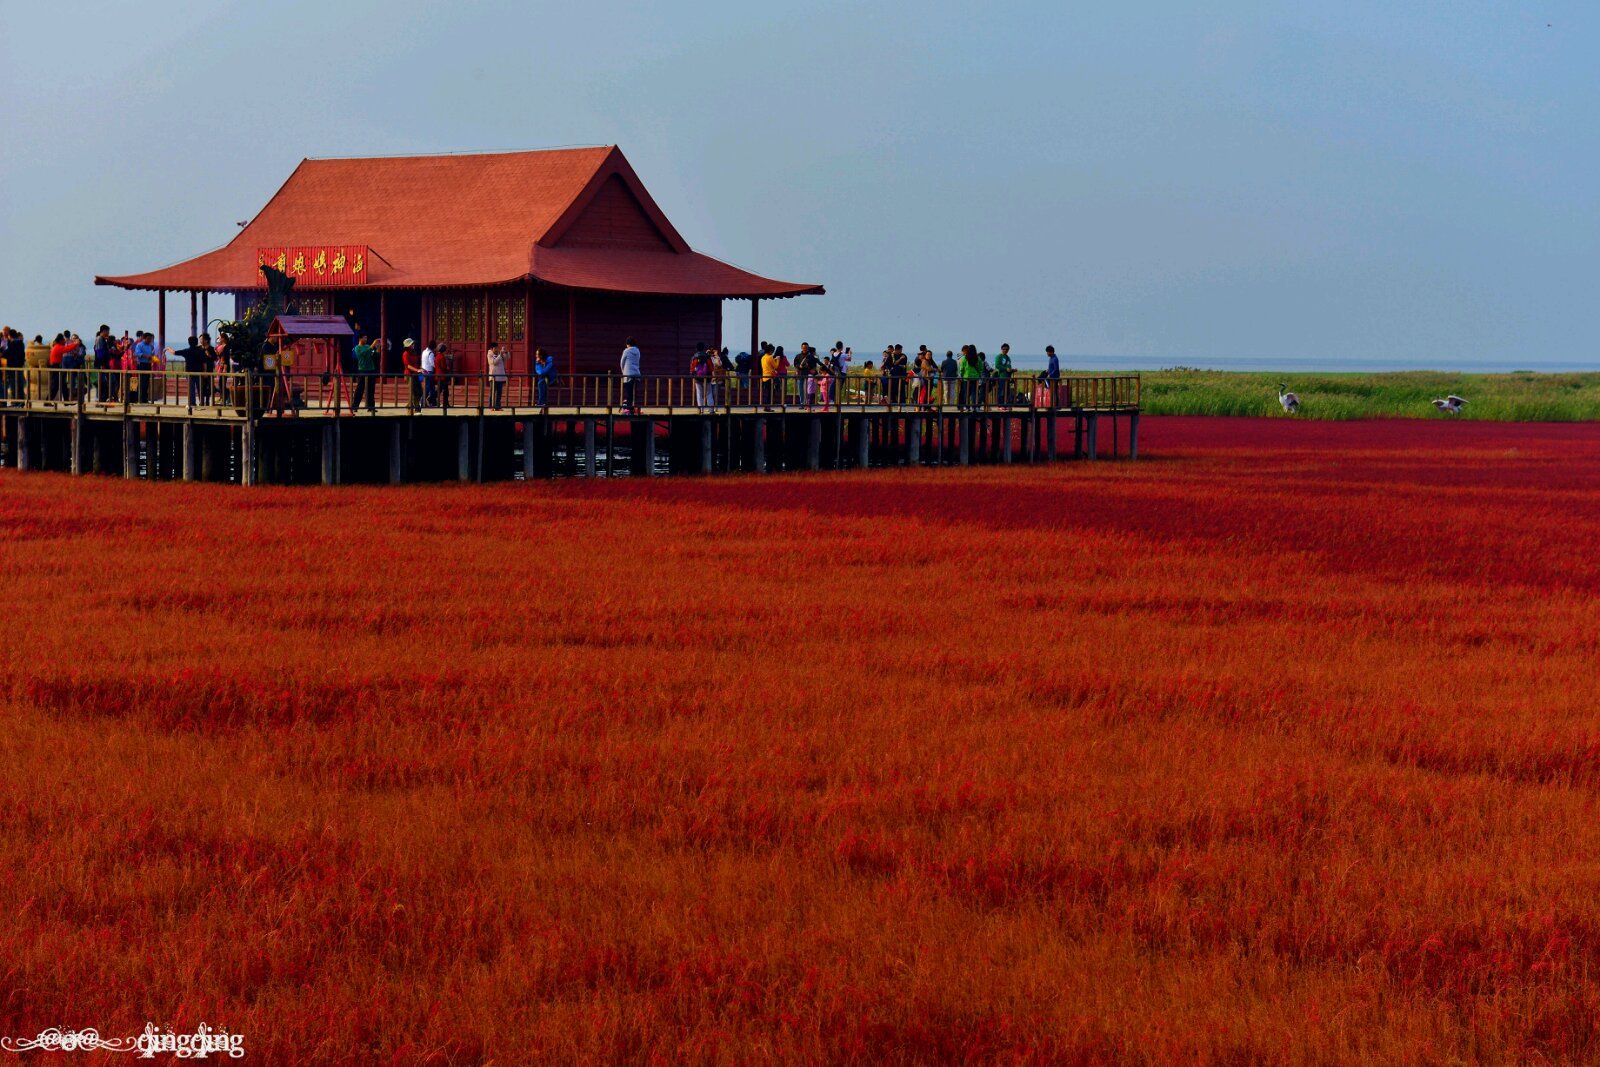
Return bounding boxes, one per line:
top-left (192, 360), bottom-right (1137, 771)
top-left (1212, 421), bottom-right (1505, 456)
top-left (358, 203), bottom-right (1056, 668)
top-left (389, 422), bottom-right (404, 484)
top-left (522, 420), bottom-right (535, 479)
top-left (908, 417), bottom-right (921, 464)
top-left (379, 291), bottom-right (388, 373)
top-left (201, 292), bottom-right (209, 332)
top-left (567, 291), bottom-right (577, 378)
top-left (749, 299), bottom-right (759, 364)
top-left (189, 292), bottom-right (198, 337)
top-left (753, 417), bottom-right (766, 473)
top-left (458, 422), bottom-right (471, 482)
top-left (157, 290), bottom-right (167, 354)
top-left (700, 419), bottom-right (713, 474)
top-left (182, 421), bottom-right (196, 481)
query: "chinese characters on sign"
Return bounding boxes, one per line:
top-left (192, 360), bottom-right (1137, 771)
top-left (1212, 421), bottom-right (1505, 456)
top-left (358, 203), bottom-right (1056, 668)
top-left (257, 245), bottom-right (370, 286)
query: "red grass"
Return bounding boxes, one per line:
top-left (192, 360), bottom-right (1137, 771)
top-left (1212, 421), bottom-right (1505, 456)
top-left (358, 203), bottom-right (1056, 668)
top-left (2, 415), bottom-right (1599, 1064)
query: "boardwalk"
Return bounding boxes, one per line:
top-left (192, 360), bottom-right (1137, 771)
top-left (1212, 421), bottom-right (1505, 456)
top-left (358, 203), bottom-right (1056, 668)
top-left (0, 369), bottom-right (1140, 484)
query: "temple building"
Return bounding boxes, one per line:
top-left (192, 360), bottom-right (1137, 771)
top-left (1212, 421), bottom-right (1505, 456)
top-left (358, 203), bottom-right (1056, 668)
top-left (97, 146), bottom-right (822, 375)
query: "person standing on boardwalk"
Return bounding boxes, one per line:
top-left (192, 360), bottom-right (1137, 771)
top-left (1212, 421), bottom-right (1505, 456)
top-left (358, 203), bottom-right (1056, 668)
top-left (351, 335), bottom-right (378, 412)
top-left (994, 344), bottom-right (1014, 407)
top-left (534, 348), bottom-right (554, 408)
top-left (958, 346), bottom-right (982, 410)
top-left (401, 338), bottom-right (422, 410)
top-left (711, 347), bottom-right (731, 409)
top-left (419, 340), bottom-right (438, 407)
top-left (940, 350), bottom-right (958, 408)
top-left (760, 344), bottom-right (778, 410)
top-left (1043, 345), bottom-right (1062, 408)
top-left (486, 342), bottom-right (508, 410)
top-left (773, 345), bottom-right (789, 407)
top-left (620, 336), bottom-right (642, 414)
top-left (690, 343), bottom-right (711, 412)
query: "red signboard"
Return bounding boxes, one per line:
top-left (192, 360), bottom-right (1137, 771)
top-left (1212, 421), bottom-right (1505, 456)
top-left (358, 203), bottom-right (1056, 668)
top-left (257, 245), bottom-right (370, 287)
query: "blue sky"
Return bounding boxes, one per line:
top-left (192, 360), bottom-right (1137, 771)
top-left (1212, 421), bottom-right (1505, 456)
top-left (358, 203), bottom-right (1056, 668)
top-left (1, 0), bottom-right (1594, 365)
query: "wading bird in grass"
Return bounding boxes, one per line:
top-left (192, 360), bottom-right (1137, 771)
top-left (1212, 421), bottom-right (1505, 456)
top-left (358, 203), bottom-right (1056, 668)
top-left (1278, 383), bottom-right (1300, 414)
top-left (1432, 395), bottom-right (1468, 415)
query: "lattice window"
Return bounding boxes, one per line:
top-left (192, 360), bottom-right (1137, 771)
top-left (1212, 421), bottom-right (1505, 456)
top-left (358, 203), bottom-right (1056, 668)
top-left (287, 294), bottom-right (330, 315)
top-left (464, 297), bottom-right (482, 341)
top-left (510, 298), bottom-right (526, 341)
top-left (494, 299), bottom-right (511, 343)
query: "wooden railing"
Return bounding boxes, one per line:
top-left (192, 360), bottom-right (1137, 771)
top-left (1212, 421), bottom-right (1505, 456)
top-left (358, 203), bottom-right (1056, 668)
top-left (0, 368), bottom-right (1141, 416)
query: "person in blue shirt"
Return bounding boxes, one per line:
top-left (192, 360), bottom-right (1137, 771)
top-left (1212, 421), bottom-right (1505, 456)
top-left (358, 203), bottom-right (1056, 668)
top-left (132, 332), bottom-right (156, 403)
top-left (1044, 345), bottom-right (1060, 379)
top-left (534, 348), bottom-right (554, 408)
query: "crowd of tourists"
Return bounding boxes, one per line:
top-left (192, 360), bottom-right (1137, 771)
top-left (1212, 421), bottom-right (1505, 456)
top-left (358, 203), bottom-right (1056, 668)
top-left (0, 324), bottom-right (234, 407)
top-left (663, 340), bottom-right (1064, 415)
top-left (0, 318), bottom-right (1066, 417)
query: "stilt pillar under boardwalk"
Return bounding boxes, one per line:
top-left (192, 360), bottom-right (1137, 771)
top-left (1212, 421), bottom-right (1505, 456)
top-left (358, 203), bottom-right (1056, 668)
top-left (70, 417), bottom-right (83, 475)
top-left (582, 419), bottom-right (596, 477)
top-left (642, 420), bottom-right (658, 475)
top-left (1046, 415), bottom-right (1057, 461)
top-left (700, 419), bottom-right (713, 474)
top-left (753, 417), bottom-right (767, 473)
top-left (908, 417), bottom-right (921, 464)
top-left (241, 420), bottom-right (256, 486)
top-left (522, 421), bottom-right (535, 479)
top-left (959, 416), bottom-right (971, 465)
top-left (322, 424), bottom-right (337, 485)
top-left (389, 423), bottom-right (403, 485)
top-left (183, 422), bottom-right (197, 481)
top-left (123, 419), bottom-right (137, 479)
top-left (1129, 413), bottom-right (1140, 460)
top-left (1001, 416), bottom-right (1013, 463)
top-left (459, 421), bottom-right (472, 482)
top-left (16, 418), bottom-right (29, 473)
top-left (807, 416), bottom-right (821, 471)
top-left (1087, 414), bottom-right (1099, 461)
top-left (855, 417), bottom-right (869, 468)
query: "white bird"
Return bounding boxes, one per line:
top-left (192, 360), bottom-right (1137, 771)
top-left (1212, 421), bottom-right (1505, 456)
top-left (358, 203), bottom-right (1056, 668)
top-left (1278, 383), bottom-right (1300, 414)
top-left (1432, 395), bottom-right (1468, 415)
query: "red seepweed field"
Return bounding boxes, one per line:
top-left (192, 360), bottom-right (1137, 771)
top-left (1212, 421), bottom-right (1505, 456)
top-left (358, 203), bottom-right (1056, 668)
top-left (3, 415), bottom-right (1600, 1064)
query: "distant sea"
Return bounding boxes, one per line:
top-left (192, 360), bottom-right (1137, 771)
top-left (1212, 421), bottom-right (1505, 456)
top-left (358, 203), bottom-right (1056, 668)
top-left (1004, 355), bottom-right (1594, 374)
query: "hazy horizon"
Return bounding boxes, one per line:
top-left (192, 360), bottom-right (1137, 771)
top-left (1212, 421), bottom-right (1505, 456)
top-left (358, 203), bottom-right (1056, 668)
top-left (2, 1), bottom-right (1595, 369)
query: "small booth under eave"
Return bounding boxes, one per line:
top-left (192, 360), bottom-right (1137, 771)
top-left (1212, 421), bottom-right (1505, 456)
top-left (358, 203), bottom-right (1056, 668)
top-left (266, 314), bottom-right (355, 375)
top-left (95, 146), bottom-right (823, 378)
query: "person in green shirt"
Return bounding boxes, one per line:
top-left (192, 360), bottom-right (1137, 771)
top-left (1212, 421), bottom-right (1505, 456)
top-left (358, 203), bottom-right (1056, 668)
top-left (958, 345), bottom-right (982, 410)
top-left (351, 335), bottom-right (377, 412)
top-left (993, 343), bottom-right (1014, 407)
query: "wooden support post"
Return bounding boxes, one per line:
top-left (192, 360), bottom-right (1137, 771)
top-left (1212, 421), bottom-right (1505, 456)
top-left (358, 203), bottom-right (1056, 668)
top-left (182, 421), bottom-right (196, 481)
top-left (321, 423), bottom-right (336, 485)
top-left (389, 422), bottom-right (403, 484)
top-left (807, 416), bottom-right (821, 471)
top-left (700, 419), bottom-right (713, 474)
top-left (70, 416), bottom-right (83, 475)
top-left (458, 421), bottom-right (472, 482)
top-left (1087, 414), bottom-right (1099, 461)
top-left (122, 418), bottom-right (136, 479)
top-left (606, 414), bottom-right (616, 476)
top-left (856, 416), bottom-right (869, 468)
top-left (157, 290), bottom-right (167, 355)
top-left (908, 416), bottom-right (921, 464)
top-left (1002, 416), bottom-right (1013, 463)
top-left (749, 299), bottom-right (759, 367)
top-left (16, 417), bottom-right (29, 472)
top-left (522, 420), bottom-right (535, 479)
top-left (582, 419), bottom-right (596, 477)
top-left (753, 417), bottom-right (766, 473)
top-left (1129, 413), bottom-right (1140, 460)
top-left (201, 292), bottom-right (208, 332)
top-left (642, 419), bottom-right (657, 475)
top-left (567, 291), bottom-right (577, 379)
top-left (1047, 415), bottom-right (1057, 461)
top-left (189, 291), bottom-right (197, 337)
top-left (959, 416), bottom-right (971, 465)
top-left (475, 414), bottom-right (484, 482)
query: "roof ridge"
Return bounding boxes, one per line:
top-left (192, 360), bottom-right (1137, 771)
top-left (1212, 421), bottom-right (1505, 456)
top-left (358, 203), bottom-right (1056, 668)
top-left (302, 145), bottom-right (615, 162)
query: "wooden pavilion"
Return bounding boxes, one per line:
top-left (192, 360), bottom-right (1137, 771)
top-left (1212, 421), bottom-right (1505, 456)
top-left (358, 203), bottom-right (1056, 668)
top-left (96, 146), bottom-right (823, 376)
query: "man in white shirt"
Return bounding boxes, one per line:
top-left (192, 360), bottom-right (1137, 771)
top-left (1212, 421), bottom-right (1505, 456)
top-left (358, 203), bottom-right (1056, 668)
top-left (619, 337), bottom-right (641, 413)
top-left (420, 341), bottom-right (437, 406)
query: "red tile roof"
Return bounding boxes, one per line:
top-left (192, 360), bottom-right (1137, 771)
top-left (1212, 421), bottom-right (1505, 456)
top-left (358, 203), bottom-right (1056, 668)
top-left (96, 146), bottom-right (823, 299)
